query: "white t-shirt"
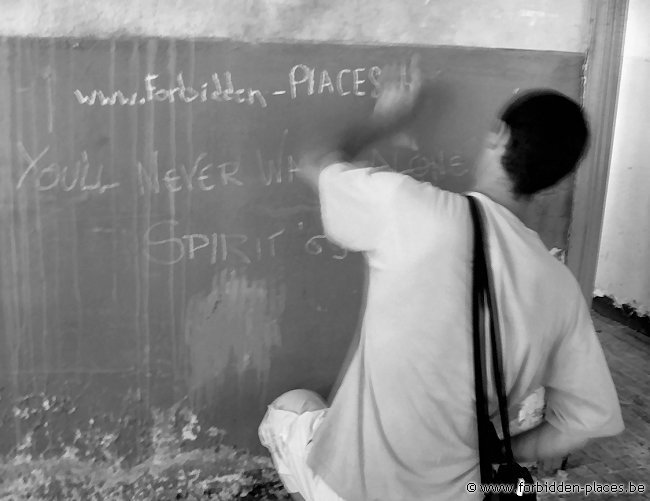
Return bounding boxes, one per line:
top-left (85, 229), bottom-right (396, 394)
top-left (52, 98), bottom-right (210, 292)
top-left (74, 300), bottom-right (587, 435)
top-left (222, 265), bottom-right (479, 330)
top-left (306, 163), bottom-right (624, 501)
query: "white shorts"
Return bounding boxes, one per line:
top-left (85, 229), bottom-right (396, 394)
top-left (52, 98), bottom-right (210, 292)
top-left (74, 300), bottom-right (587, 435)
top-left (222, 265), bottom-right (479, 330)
top-left (258, 390), bottom-right (345, 501)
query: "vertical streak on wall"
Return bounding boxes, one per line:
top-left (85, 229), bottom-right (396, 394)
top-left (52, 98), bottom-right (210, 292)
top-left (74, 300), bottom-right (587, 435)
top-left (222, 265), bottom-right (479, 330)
top-left (167, 40), bottom-right (178, 399)
top-left (109, 40), bottom-right (119, 306)
top-left (0, 39), bottom-right (21, 447)
top-left (127, 39), bottom-right (143, 458)
top-left (27, 39), bottom-right (48, 390)
top-left (47, 41), bottom-right (62, 373)
top-left (142, 39), bottom-right (157, 411)
top-left (67, 41), bottom-right (84, 373)
top-left (28, 43), bottom-right (42, 388)
top-left (180, 41), bottom-right (196, 387)
top-left (15, 42), bottom-right (39, 392)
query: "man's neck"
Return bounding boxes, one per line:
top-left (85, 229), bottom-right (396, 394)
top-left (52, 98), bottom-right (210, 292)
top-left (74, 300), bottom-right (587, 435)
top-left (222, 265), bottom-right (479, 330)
top-left (472, 183), bottom-right (531, 222)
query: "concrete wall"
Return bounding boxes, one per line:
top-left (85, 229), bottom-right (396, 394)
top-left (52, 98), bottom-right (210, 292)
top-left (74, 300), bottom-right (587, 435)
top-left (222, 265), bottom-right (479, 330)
top-left (595, 0), bottom-right (650, 316)
top-left (2, 0), bottom-right (590, 51)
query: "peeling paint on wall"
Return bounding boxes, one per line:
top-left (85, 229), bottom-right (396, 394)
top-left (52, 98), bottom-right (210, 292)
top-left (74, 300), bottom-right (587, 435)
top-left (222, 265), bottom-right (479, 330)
top-left (0, 399), bottom-right (289, 500)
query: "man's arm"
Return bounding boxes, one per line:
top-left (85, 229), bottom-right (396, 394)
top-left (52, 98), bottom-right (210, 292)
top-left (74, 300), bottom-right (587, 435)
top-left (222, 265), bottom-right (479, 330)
top-left (511, 421), bottom-right (590, 463)
top-left (511, 283), bottom-right (624, 464)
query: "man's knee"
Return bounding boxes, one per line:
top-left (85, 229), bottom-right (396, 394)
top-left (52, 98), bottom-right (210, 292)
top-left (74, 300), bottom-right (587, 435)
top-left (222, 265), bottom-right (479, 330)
top-left (269, 389), bottom-right (327, 414)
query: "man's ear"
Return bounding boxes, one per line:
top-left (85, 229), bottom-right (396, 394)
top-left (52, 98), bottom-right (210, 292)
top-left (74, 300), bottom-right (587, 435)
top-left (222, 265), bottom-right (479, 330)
top-left (495, 121), bottom-right (511, 151)
top-left (487, 120), bottom-right (510, 151)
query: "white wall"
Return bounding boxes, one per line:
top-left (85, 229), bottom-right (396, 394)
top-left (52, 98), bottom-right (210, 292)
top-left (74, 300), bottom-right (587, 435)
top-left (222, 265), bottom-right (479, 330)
top-left (595, 0), bottom-right (650, 316)
top-left (0, 0), bottom-right (590, 52)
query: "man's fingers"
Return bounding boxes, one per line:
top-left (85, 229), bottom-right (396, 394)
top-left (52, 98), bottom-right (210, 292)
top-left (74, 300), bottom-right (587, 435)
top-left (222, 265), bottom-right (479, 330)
top-left (378, 62), bottom-right (400, 91)
top-left (409, 54), bottom-right (421, 79)
top-left (379, 55), bottom-right (423, 93)
top-left (408, 53), bottom-right (423, 92)
top-left (373, 55), bottom-right (426, 122)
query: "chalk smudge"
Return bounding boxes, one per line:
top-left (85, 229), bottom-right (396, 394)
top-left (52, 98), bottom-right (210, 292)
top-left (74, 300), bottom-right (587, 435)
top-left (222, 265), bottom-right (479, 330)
top-left (184, 270), bottom-right (285, 401)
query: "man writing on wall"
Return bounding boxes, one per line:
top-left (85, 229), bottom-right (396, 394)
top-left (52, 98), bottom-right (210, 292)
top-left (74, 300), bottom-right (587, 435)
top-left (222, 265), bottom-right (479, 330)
top-left (259, 57), bottom-right (624, 501)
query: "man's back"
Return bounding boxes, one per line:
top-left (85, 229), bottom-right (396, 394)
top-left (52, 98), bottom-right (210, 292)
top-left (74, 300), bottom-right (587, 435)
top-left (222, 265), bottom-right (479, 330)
top-left (307, 165), bottom-right (623, 501)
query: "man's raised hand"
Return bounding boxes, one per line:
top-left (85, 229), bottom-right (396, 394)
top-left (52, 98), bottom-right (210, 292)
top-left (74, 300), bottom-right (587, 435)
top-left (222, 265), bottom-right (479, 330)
top-left (372, 54), bottom-right (424, 126)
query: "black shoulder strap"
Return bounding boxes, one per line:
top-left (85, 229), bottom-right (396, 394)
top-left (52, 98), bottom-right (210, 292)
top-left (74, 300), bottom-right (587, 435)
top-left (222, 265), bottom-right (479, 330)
top-left (468, 195), bottom-right (514, 483)
top-left (469, 195), bottom-right (493, 483)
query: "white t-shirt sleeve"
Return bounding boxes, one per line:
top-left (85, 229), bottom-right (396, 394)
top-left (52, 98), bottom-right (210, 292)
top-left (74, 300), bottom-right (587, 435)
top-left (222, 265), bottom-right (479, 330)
top-left (318, 163), bottom-right (406, 252)
top-left (543, 287), bottom-right (624, 438)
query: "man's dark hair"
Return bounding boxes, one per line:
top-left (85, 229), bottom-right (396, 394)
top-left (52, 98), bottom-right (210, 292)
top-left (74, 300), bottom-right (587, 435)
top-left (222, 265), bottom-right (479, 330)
top-left (499, 89), bottom-right (589, 197)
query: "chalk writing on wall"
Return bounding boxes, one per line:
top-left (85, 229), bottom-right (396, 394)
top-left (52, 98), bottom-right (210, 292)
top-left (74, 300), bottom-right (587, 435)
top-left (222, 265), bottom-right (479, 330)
top-left (12, 60), bottom-right (469, 271)
top-left (17, 143), bottom-right (467, 193)
top-left (73, 64), bottom-right (385, 107)
top-left (143, 223), bottom-right (348, 266)
top-left (16, 143), bottom-right (120, 193)
top-left (17, 142), bottom-right (467, 268)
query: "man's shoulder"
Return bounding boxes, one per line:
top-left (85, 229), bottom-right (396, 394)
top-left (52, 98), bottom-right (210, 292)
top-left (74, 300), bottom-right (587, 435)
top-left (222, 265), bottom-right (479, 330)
top-left (323, 163), bottom-right (465, 215)
top-left (391, 174), bottom-right (467, 217)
